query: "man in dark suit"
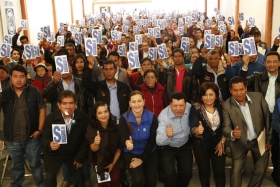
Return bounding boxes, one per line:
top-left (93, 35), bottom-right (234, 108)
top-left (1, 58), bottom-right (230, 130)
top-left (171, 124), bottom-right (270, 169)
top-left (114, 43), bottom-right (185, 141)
top-left (222, 76), bottom-right (272, 187)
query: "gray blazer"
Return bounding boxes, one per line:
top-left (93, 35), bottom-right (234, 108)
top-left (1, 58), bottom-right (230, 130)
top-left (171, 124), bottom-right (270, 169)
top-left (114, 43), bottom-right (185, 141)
top-left (222, 92), bottom-right (272, 159)
top-left (92, 62), bottom-right (129, 86)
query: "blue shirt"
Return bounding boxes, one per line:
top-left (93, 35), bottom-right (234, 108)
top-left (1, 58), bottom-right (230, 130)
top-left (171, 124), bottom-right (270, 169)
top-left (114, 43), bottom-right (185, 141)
top-left (106, 81), bottom-right (120, 119)
top-left (62, 76), bottom-right (75, 94)
top-left (156, 102), bottom-right (191, 147)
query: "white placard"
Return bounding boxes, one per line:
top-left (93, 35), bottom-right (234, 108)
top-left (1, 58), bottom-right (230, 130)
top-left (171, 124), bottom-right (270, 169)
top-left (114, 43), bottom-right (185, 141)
top-left (4, 35), bottom-right (12, 44)
top-left (157, 43), bottom-right (168, 59)
top-left (204, 34), bottom-right (215, 49)
top-left (247, 17), bottom-right (255, 27)
top-left (129, 42), bottom-right (138, 51)
top-left (135, 35), bottom-right (142, 44)
top-left (181, 40), bottom-right (190, 53)
top-left (57, 36), bottom-right (64, 47)
top-left (148, 47), bottom-right (157, 60)
top-left (118, 45), bottom-right (126, 56)
top-left (52, 124), bottom-right (67, 144)
top-left (0, 43), bottom-right (11, 57)
top-left (238, 43), bottom-right (244, 55)
top-left (85, 38), bottom-right (97, 56)
top-left (185, 16), bottom-right (192, 27)
top-left (95, 166), bottom-right (111, 183)
top-left (228, 41), bottom-right (239, 56)
top-left (43, 25), bottom-right (51, 38)
top-left (127, 51), bottom-right (140, 69)
top-left (228, 16), bottom-right (235, 26)
top-left (215, 35), bottom-right (223, 47)
top-left (23, 44), bottom-right (36, 59)
top-left (20, 19), bottom-right (27, 30)
top-left (55, 55), bottom-right (69, 74)
top-left (49, 32), bottom-right (55, 42)
top-left (239, 13), bottom-right (244, 21)
top-left (178, 27), bottom-right (184, 35)
top-left (154, 27), bottom-right (160, 38)
top-left (148, 28), bottom-right (154, 37)
top-left (92, 29), bottom-right (102, 44)
top-left (205, 19), bottom-right (212, 27)
top-left (204, 30), bottom-right (211, 35)
top-left (242, 37), bottom-right (257, 56)
top-left (74, 33), bottom-right (82, 45)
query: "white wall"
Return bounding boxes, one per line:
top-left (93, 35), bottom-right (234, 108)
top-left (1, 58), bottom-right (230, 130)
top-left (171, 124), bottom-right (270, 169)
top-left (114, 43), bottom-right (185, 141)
top-left (220, 0), bottom-right (235, 21)
top-left (72, 0), bottom-right (83, 22)
top-left (239, 0), bottom-right (267, 41)
top-left (0, 0), bottom-right (22, 44)
top-left (25, 0), bottom-right (54, 45)
top-left (207, 0), bottom-right (218, 18)
top-left (55, 0), bottom-right (71, 29)
top-left (271, 0), bottom-right (280, 47)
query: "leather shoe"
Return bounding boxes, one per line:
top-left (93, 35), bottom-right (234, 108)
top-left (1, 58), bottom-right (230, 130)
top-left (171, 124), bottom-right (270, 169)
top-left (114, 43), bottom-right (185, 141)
top-left (60, 181), bottom-right (70, 187)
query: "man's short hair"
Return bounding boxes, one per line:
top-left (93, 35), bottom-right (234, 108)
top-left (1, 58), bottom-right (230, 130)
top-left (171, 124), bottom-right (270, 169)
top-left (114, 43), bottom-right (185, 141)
top-left (65, 43), bottom-right (75, 49)
top-left (102, 60), bottom-right (117, 69)
top-left (10, 64), bottom-right (27, 76)
top-left (229, 76), bottom-right (247, 88)
top-left (108, 51), bottom-right (120, 60)
top-left (58, 90), bottom-right (76, 103)
top-left (265, 51), bottom-right (280, 61)
top-left (172, 48), bottom-right (184, 57)
top-left (207, 49), bottom-right (220, 56)
top-left (140, 57), bottom-right (152, 65)
top-left (19, 35), bottom-right (28, 41)
top-left (170, 92), bottom-right (187, 103)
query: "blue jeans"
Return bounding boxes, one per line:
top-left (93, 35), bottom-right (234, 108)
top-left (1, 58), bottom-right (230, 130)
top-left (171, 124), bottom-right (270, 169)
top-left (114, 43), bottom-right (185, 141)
top-left (6, 138), bottom-right (45, 187)
top-left (62, 160), bottom-right (91, 182)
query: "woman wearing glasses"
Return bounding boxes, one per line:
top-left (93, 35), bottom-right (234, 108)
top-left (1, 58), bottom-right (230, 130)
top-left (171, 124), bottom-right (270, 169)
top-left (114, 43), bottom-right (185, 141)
top-left (189, 82), bottom-right (226, 187)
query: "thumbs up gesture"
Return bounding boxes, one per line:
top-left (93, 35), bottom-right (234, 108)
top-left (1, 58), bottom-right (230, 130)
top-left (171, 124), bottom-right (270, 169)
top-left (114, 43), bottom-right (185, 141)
top-left (94, 130), bottom-right (101, 145)
top-left (233, 126), bottom-right (242, 139)
top-left (196, 121), bottom-right (204, 135)
top-left (126, 136), bottom-right (134, 150)
top-left (166, 123), bottom-right (173, 138)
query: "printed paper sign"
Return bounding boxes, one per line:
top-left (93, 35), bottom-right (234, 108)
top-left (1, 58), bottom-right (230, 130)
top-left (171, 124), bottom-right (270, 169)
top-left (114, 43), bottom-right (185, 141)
top-left (205, 19), bottom-right (212, 27)
top-left (122, 26), bottom-right (128, 34)
top-left (239, 13), bottom-right (244, 21)
top-left (20, 19), bottom-right (27, 30)
top-left (133, 25), bottom-right (139, 33)
top-left (148, 47), bottom-right (157, 60)
top-left (4, 35), bottom-right (12, 44)
top-left (59, 27), bottom-right (64, 35)
top-left (228, 41), bottom-right (239, 56)
top-left (43, 25), bottom-right (51, 38)
top-left (238, 43), bottom-right (244, 55)
top-left (242, 37), bottom-right (257, 56)
top-left (204, 30), bottom-right (211, 35)
top-left (127, 51), bottom-right (140, 69)
top-left (148, 28), bottom-right (154, 37)
top-left (23, 44), bottom-right (36, 59)
top-left (197, 21), bottom-right (204, 30)
top-left (247, 17), bottom-right (255, 27)
top-left (5, 7), bottom-right (16, 35)
top-left (204, 34), bottom-right (215, 49)
top-left (129, 42), bottom-right (138, 51)
top-left (215, 35), bottom-right (223, 47)
top-left (92, 29), bottom-right (102, 44)
top-left (95, 166), bottom-right (111, 183)
top-left (85, 38), bottom-right (97, 56)
top-left (181, 40), bottom-right (190, 53)
top-left (118, 45), bottom-right (126, 56)
top-left (74, 33), bottom-right (82, 45)
top-left (181, 37), bottom-right (189, 42)
top-left (228, 16), bottom-right (235, 26)
top-left (52, 124), bottom-right (67, 144)
top-left (157, 20), bottom-right (164, 30)
top-left (55, 55), bottom-right (69, 74)
top-left (191, 13), bottom-right (198, 22)
top-left (57, 36), bottom-right (65, 46)
top-left (178, 18), bottom-right (184, 27)
top-left (111, 30), bottom-right (120, 41)
top-left (48, 32), bottom-right (55, 42)
top-left (178, 27), bottom-right (184, 35)
top-left (185, 16), bottom-right (192, 27)
top-left (157, 44), bottom-right (168, 59)
top-left (0, 43), bottom-right (11, 57)
top-left (218, 24), bottom-right (227, 34)
top-left (154, 27), bottom-right (160, 38)
top-left (135, 35), bottom-right (142, 44)
top-left (37, 32), bottom-right (44, 41)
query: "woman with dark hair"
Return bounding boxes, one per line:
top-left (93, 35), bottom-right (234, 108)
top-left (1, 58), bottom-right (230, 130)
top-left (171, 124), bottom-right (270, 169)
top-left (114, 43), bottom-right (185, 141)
top-left (72, 54), bottom-right (88, 79)
top-left (189, 82), bottom-right (226, 187)
top-left (126, 57), bottom-right (153, 85)
top-left (165, 39), bottom-right (174, 51)
top-left (127, 69), bottom-right (167, 117)
top-left (118, 91), bottom-right (158, 187)
top-left (85, 101), bottom-right (123, 187)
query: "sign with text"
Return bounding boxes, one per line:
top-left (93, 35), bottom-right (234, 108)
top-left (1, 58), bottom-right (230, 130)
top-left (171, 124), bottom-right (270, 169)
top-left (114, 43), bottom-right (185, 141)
top-left (4, 35), bottom-right (12, 44)
top-left (247, 17), bottom-right (255, 27)
top-left (118, 45), bottom-right (126, 56)
top-left (0, 43), bottom-right (11, 57)
top-left (148, 47), bottom-right (157, 60)
top-left (204, 34), bottom-right (215, 49)
top-left (154, 27), bottom-right (160, 38)
top-left (57, 36), bottom-right (64, 46)
top-left (157, 43), bottom-right (168, 59)
top-left (228, 16), bottom-right (235, 26)
top-left (43, 25), bottom-right (51, 38)
top-left (52, 124), bottom-right (67, 144)
top-left (74, 33), bottom-right (82, 45)
top-left (55, 55), bottom-right (69, 74)
top-left (185, 16), bottom-right (192, 27)
top-left (23, 44), bottom-right (37, 59)
top-left (135, 35), bottom-right (142, 44)
top-left (85, 38), bottom-right (97, 56)
top-left (242, 37), bottom-right (257, 56)
top-left (92, 29), bottom-right (102, 44)
top-left (239, 13), bottom-right (244, 21)
top-left (204, 30), bottom-right (211, 35)
top-left (228, 41), bottom-right (239, 56)
top-left (127, 51), bottom-right (140, 69)
top-left (238, 43), bottom-right (244, 55)
top-left (178, 27), bottom-right (184, 35)
top-left (148, 28), bottom-right (154, 37)
top-left (205, 19), bottom-right (212, 27)
top-left (181, 40), bottom-right (190, 53)
top-left (215, 35), bottom-right (223, 47)
top-left (129, 42), bottom-right (138, 51)
top-left (20, 19), bottom-right (27, 30)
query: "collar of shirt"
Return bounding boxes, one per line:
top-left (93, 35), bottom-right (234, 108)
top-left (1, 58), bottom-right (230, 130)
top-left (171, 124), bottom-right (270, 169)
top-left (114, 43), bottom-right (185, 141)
top-left (267, 72), bottom-right (278, 79)
top-left (235, 94), bottom-right (252, 107)
top-left (106, 80), bottom-right (117, 89)
top-left (175, 67), bottom-right (185, 75)
top-left (62, 112), bottom-right (75, 123)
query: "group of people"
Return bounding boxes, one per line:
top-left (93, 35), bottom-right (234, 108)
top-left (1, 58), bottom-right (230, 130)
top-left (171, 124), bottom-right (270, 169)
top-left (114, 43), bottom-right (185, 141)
top-left (0, 7), bottom-right (280, 187)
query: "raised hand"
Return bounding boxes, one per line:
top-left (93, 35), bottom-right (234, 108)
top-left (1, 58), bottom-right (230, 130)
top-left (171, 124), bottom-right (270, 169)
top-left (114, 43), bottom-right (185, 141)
top-left (126, 136), bottom-right (133, 150)
top-left (233, 126), bottom-right (241, 139)
top-left (166, 123), bottom-right (173, 138)
top-left (94, 130), bottom-right (101, 145)
top-left (196, 121), bottom-right (204, 135)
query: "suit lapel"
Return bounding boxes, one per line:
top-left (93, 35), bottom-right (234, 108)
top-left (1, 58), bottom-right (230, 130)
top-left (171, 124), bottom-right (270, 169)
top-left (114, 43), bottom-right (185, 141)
top-left (230, 97), bottom-right (247, 125)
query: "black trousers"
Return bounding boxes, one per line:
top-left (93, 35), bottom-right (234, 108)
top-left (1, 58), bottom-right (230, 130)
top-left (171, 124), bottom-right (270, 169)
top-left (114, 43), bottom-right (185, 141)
top-left (158, 141), bottom-right (193, 187)
top-left (123, 150), bottom-right (158, 187)
top-left (192, 144), bottom-right (226, 187)
top-left (45, 162), bottom-right (84, 187)
top-left (271, 130), bottom-right (279, 179)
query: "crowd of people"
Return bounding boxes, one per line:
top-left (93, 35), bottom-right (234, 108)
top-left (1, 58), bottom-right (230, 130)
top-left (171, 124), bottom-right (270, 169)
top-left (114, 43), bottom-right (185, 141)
top-left (0, 6), bottom-right (280, 187)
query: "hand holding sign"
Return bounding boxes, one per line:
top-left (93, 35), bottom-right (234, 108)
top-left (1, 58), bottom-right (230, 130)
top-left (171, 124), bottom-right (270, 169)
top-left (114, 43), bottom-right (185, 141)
top-left (196, 121), bottom-right (204, 135)
top-left (166, 123), bottom-right (173, 138)
top-left (242, 54), bottom-right (249, 68)
top-left (126, 136), bottom-right (133, 150)
top-left (50, 141), bottom-right (60, 151)
top-left (233, 126), bottom-right (241, 139)
top-left (52, 124), bottom-right (67, 144)
top-left (94, 131), bottom-right (101, 145)
top-left (242, 37), bottom-right (257, 56)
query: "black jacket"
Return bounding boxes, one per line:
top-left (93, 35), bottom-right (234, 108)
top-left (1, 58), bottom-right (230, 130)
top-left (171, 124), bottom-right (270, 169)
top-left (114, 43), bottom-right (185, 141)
top-left (41, 109), bottom-right (89, 174)
top-left (239, 69), bottom-right (280, 100)
top-left (158, 65), bottom-right (199, 103)
top-left (12, 33), bottom-right (24, 53)
top-left (82, 68), bottom-right (131, 115)
top-left (43, 76), bottom-right (93, 114)
top-left (192, 56), bottom-right (230, 101)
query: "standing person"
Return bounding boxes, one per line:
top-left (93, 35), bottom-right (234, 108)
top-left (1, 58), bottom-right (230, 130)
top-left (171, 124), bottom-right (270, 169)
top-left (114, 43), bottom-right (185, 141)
top-left (190, 82), bottom-right (226, 187)
top-left (156, 92), bottom-right (193, 187)
top-left (158, 48), bottom-right (198, 103)
top-left (41, 90), bottom-right (89, 187)
top-left (222, 76), bottom-right (272, 187)
top-left (118, 91), bottom-right (158, 187)
top-left (128, 57), bottom-right (153, 85)
top-left (86, 101), bottom-right (124, 187)
top-left (72, 54), bottom-right (88, 79)
top-left (12, 27), bottom-right (29, 52)
top-left (31, 63), bottom-right (52, 94)
top-left (0, 65), bottom-right (45, 187)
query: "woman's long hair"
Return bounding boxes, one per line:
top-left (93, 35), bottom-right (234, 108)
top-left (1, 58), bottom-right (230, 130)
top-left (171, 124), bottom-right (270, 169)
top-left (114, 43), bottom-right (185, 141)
top-left (72, 54), bottom-right (88, 76)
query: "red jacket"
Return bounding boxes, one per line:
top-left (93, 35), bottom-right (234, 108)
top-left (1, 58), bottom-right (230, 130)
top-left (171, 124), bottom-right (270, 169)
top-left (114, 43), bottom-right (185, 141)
top-left (31, 73), bottom-right (52, 94)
